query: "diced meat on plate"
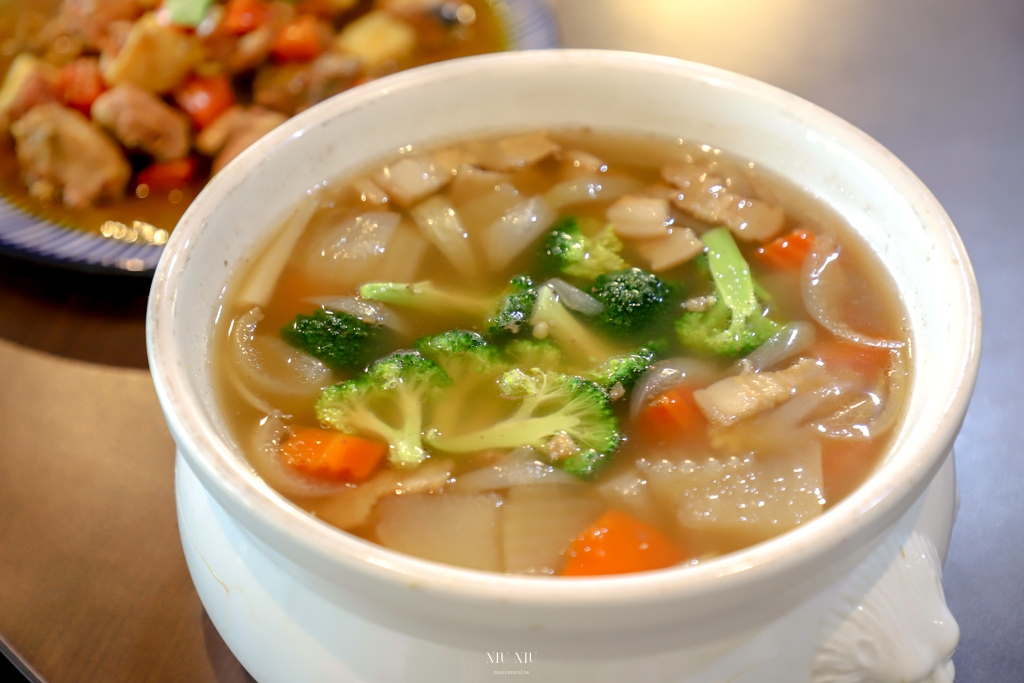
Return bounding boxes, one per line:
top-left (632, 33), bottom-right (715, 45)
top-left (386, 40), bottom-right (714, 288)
top-left (0, 54), bottom-right (59, 131)
top-left (10, 102), bottom-right (130, 208)
top-left (197, 105), bottom-right (286, 173)
top-left (91, 84), bottom-right (190, 161)
top-left (60, 0), bottom-right (143, 49)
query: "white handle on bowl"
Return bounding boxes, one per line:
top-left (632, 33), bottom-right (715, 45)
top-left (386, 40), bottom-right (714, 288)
top-left (811, 531), bottom-right (959, 683)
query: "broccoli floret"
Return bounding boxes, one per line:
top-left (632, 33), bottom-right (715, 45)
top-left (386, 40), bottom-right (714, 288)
top-left (530, 283), bottom-right (617, 363)
top-left (359, 281), bottom-right (492, 317)
top-left (590, 267), bottom-right (674, 334)
top-left (316, 350), bottom-right (451, 466)
top-left (487, 275), bottom-right (537, 339)
top-left (426, 368), bottom-right (619, 479)
top-left (540, 216), bottom-right (628, 279)
top-left (585, 345), bottom-right (660, 392)
top-left (505, 338), bottom-right (563, 371)
top-left (415, 330), bottom-right (508, 434)
top-left (675, 227), bottom-right (781, 357)
top-left (280, 308), bottom-right (387, 371)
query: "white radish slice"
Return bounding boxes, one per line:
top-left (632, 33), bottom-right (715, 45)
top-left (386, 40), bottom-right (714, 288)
top-left (606, 196), bottom-right (670, 238)
top-left (448, 164), bottom-right (511, 204)
top-left (632, 227), bottom-right (705, 272)
top-left (502, 484), bottom-right (602, 575)
top-left (409, 195), bottom-right (478, 279)
top-left (237, 201), bottom-right (317, 307)
top-left (305, 211), bottom-right (400, 288)
top-left (483, 195), bottom-right (556, 270)
top-left (374, 154), bottom-right (451, 206)
top-left (562, 149), bottom-right (606, 176)
top-left (596, 468), bottom-right (662, 528)
top-left (376, 492), bottom-right (503, 571)
top-left (544, 174), bottom-right (640, 210)
top-left (376, 221), bottom-right (429, 283)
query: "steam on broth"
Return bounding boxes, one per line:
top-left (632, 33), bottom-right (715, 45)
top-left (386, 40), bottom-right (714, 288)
top-left (216, 130), bottom-right (910, 576)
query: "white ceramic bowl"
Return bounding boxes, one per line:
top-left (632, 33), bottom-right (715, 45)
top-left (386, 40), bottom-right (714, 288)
top-left (148, 51), bottom-right (981, 683)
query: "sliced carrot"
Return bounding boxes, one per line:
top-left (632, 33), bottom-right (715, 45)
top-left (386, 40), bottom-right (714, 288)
top-left (639, 387), bottom-right (705, 443)
top-left (175, 74), bottom-right (235, 129)
top-left (821, 441), bottom-right (878, 503)
top-left (137, 158), bottom-right (197, 191)
top-left (562, 509), bottom-right (686, 577)
top-left (223, 0), bottom-right (270, 34)
top-left (281, 427), bottom-right (387, 483)
top-left (814, 337), bottom-right (891, 377)
top-left (56, 57), bottom-right (105, 116)
top-left (271, 14), bottom-right (324, 62)
top-left (757, 229), bottom-right (815, 270)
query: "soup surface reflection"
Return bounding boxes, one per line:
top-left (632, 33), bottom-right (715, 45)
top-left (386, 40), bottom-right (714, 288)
top-left (215, 130), bottom-right (911, 576)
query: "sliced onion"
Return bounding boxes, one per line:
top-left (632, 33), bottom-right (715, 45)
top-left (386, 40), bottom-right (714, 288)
top-left (544, 278), bottom-right (603, 315)
top-left (630, 358), bottom-right (720, 420)
top-left (249, 415), bottom-right (349, 498)
top-left (812, 348), bottom-right (908, 440)
top-left (483, 195), bottom-right (556, 270)
top-left (802, 235), bottom-right (904, 349)
top-left (544, 174), bottom-right (640, 210)
top-left (739, 321), bottom-right (817, 372)
top-left (229, 307), bottom-right (332, 400)
top-left (305, 296), bottom-right (409, 335)
top-left (452, 447), bottom-right (577, 493)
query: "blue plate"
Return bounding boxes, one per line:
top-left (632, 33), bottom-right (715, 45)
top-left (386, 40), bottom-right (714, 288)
top-left (0, 0), bottom-right (559, 277)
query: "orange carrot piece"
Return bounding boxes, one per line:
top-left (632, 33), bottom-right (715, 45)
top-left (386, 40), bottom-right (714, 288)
top-left (281, 427), bottom-right (387, 483)
top-left (271, 14), bottom-right (324, 62)
top-left (223, 0), bottom-right (270, 34)
top-left (639, 387), bottom-right (704, 443)
top-left (137, 158), bottom-right (197, 191)
top-left (562, 509), bottom-right (686, 577)
top-left (814, 338), bottom-right (891, 377)
top-left (57, 57), bottom-right (105, 116)
top-left (757, 229), bottom-right (815, 270)
top-left (175, 74), bottom-right (236, 129)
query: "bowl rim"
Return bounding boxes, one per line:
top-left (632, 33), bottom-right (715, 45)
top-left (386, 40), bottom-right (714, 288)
top-left (147, 49), bottom-right (982, 611)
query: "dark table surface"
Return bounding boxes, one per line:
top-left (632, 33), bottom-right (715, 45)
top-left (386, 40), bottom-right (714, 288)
top-left (1, 0), bottom-right (1022, 680)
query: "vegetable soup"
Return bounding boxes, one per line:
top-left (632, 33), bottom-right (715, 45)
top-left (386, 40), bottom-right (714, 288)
top-left (215, 130), bottom-right (910, 576)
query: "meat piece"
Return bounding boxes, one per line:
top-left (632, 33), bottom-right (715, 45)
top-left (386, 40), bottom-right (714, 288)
top-left (91, 84), bottom-right (190, 162)
top-left (60, 0), bottom-right (142, 50)
top-left (197, 106), bottom-right (286, 173)
top-left (0, 55), bottom-right (59, 132)
top-left (305, 52), bottom-right (360, 106)
top-left (100, 13), bottom-right (199, 94)
top-left (252, 52), bottom-right (360, 116)
top-left (693, 358), bottom-right (824, 427)
top-left (226, 2), bottom-right (297, 73)
top-left (662, 162), bottom-right (785, 242)
top-left (10, 103), bottom-right (130, 208)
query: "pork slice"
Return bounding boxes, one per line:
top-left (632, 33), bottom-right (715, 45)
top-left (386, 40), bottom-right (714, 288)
top-left (693, 358), bottom-right (824, 427)
top-left (11, 103), bottom-right (130, 208)
top-left (91, 84), bottom-right (190, 162)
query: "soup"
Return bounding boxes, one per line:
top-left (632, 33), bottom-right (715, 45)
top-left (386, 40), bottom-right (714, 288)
top-left (0, 0), bottom-right (504, 238)
top-left (215, 130), bottom-right (910, 576)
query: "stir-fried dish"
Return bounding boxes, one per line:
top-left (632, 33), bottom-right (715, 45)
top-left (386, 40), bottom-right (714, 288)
top-left (0, 0), bottom-right (503, 239)
top-left (216, 130), bottom-right (911, 576)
